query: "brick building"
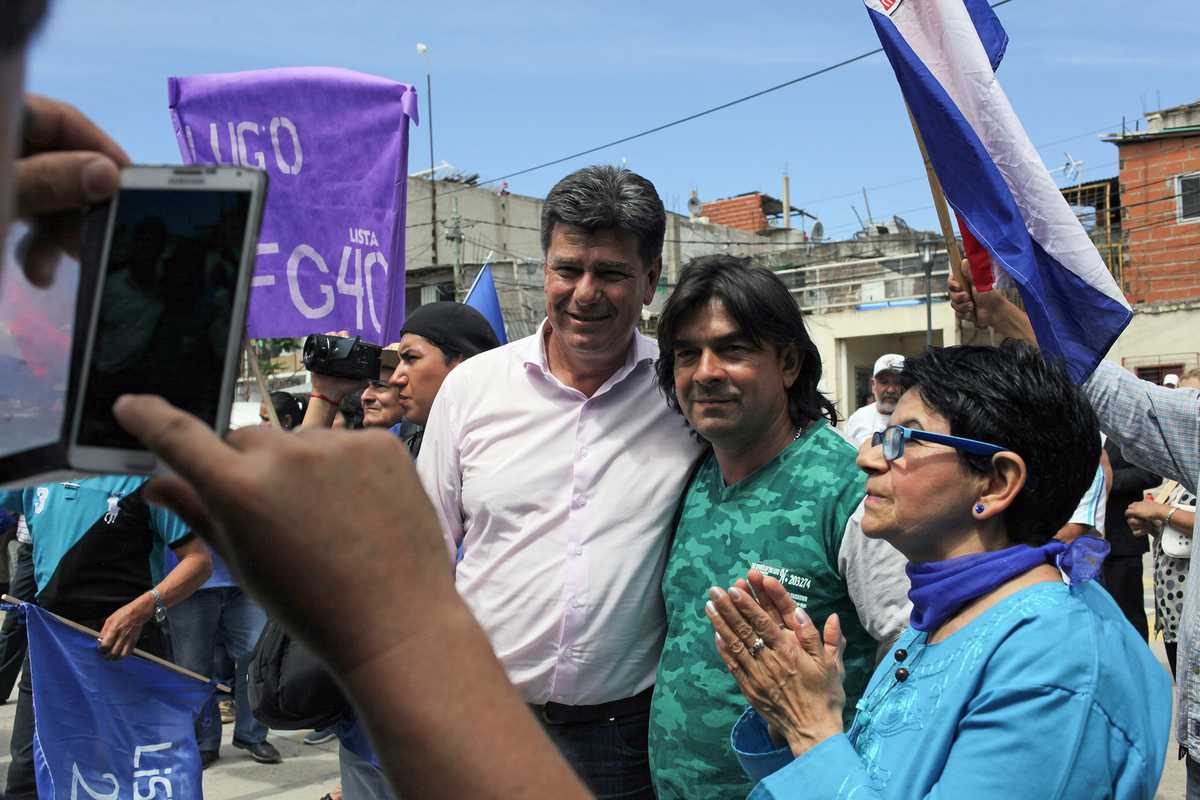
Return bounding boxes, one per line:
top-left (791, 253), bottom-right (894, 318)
top-left (699, 191), bottom-right (803, 233)
top-left (1105, 100), bottom-right (1200, 306)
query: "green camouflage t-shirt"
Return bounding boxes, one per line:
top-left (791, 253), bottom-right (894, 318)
top-left (648, 422), bottom-right (870, 800)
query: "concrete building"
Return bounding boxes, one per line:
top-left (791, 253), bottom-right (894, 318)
top-left (397, 142), bottom-right (1199, 422)
top-left (400, 177), bottom-right (812, 338)
top-left (400, 174), bottom-right (960, 419)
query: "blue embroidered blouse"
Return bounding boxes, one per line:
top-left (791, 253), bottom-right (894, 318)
top-left (732, 581), bottom-right (1172, 799)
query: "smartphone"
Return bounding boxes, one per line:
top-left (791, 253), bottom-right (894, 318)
top-left (67, 165), bottom-right (267, 474)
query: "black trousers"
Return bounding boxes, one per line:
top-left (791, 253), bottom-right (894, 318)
top-left (0, 542), bottom-right (35, 702)
top-left (4, 615), bottom-right (167, 800)
top-left (532, 689), bottom-right (655, 800)
top-left (1101, 554), bottom-right (1149, 642)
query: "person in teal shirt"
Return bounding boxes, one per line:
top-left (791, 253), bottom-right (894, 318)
top-left (648, 255), bottom-right (910, 800)
top-left (707, 342), bottom-right (1172, 799)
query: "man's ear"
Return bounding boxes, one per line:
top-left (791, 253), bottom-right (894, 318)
top-left (643, 256), bottom-right (663, 305)
top-left (780, 342), bottom-right (803, 390)
top-left (973, 451), bottom-right (1026, 520)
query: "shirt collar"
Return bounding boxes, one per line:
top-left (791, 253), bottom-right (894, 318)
top-left (521, 318), bottom-right (658, 384)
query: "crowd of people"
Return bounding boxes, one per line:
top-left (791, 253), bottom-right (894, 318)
top-left (1, 3), bottom-right (1200, 799)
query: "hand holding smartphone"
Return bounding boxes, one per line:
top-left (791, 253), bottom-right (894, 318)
top-left (67, 166), bottom-right (267, 475)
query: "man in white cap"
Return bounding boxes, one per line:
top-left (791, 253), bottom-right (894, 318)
top-left (1165, 373), bottom-right (1181, 388)
top-left (843, 353), bottom-right (906, 445)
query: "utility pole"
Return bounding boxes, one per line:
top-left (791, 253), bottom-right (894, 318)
top-left (446, 198), bottom-right (464, 300)
top-left (417, 43), bottom-right (438, 265)
top-left (426, 72), bottom-right (438, 265)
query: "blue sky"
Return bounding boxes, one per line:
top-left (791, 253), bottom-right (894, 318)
top-left (25, 0), bottom-right (1200, 240)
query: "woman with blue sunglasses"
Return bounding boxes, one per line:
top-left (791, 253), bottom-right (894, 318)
top-left (706, 342), bottom-right (1172, 799)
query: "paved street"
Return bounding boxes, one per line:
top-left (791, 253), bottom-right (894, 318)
top-left (1149, 552), bottom-right (1186, 800)
top-left (0, 558), bottom-right (1185, 798)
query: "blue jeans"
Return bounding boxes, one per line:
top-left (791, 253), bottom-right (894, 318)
top-left (537, 709), bottom-right (654, 799)
top-left (168, 587), bottom-right (268, 751)
top-left (339, 739), bottom-right (399, 800)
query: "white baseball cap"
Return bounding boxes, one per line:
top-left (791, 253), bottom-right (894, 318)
top-left (1164, 373), bottom-right (1180, 387)
top-left (873, 354), bottom-right (905, 377)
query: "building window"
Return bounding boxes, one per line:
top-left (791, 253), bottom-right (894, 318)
top-left (1135, 364), bottom-right (1184, 385)
top-left (1180, 173), bottom-right (1200, 223)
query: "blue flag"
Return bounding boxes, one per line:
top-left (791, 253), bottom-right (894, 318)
top-left (865, 0), bottom-right (1131, 382)
top-left (24, 605), bottom-right (215, 799)
top-left (464, 263), bottom-right (508, 345)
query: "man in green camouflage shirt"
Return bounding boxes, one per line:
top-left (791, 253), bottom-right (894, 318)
top-left (648, 256), bottom-right (911, 800)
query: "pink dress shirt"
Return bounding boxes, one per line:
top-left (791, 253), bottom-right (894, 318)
top-left (417, 321), bottom-right (702, 705)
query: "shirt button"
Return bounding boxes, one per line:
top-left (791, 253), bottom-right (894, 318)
top-left (574, 545), bottom-right (584, 556)
top-left (574, 495), bottom-right (587, 508)
top-left (579, 447), bottom-right (588, 458)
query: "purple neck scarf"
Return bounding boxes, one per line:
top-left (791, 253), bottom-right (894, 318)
top-left (906, 536), bottom-right (1110, 632)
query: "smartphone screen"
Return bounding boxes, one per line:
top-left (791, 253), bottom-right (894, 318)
top-left (76, 187), bottom-right (252, 449)
top-left (0, 224), bottom-right (78, 459)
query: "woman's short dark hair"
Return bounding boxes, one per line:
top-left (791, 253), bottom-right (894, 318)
top-left (540, 165), bottom-right (666, 268)
top-left (901, 342), bottom-right (1100, 547)
top-left (656, 254), bottom-right (837, 431)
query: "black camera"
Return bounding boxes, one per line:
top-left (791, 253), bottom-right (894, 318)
top-left (302, 334), bottom-right (382, 380)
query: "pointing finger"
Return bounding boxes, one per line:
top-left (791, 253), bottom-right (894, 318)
top-left (112, 395), bottom-right (239, 496)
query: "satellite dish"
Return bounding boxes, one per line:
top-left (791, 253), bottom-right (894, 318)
top-left (1059, 152), bottom-right (1083, 183)
top-left (810, 221), bottom-right (825, 241)
top-left (687, 190), bottom-right (703, 218)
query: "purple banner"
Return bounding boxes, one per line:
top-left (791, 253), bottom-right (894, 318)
top-left (168, 67), bottom-right (418, 343)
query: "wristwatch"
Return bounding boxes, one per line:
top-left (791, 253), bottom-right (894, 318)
top-left (149, 588), bottom-right (167, 624)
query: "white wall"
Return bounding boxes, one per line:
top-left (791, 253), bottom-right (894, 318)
top-left (804, 304), bottom-right (960, 420)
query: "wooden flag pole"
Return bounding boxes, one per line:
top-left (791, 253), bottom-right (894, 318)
top-left (245, 340), bottom-right (282, 429)
top-left (906, 105), bottom-right (968, 291)
top-left (2, 595), bottom-right (231, 692)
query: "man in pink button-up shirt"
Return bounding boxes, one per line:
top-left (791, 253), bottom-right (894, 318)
top-left (417, 165), bottom-right (702, 799)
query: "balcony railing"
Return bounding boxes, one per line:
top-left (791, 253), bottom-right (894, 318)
top-left (774, 250), bottom-right (951, 315)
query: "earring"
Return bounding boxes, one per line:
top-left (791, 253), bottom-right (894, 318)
top-left (974, 504), bottom-right (985, 514)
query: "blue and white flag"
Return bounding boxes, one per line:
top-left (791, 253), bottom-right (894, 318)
top-left (866, 0), bottom-right (1131, 382)
top-left (24, 605), bottom-right (215, 799)
top-left (464, 262), bottom-right (508, 345)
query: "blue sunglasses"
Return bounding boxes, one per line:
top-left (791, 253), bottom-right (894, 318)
top-left (871, 424), bottom-right (1007, 463)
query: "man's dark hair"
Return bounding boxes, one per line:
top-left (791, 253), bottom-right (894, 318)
top-left (656, 254), bottom-right (837, 432)
top-left (2, 0), bottom-right (48, 56)
top-left (338, 392), bottom-right (364, 430)
top-left (901, 342), bottom-right (1100, 547)
top-left (269, 390), bottom-right (307, 431)
top-left (540, 165), bottom-right (666, 268)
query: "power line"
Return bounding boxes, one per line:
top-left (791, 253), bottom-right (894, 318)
top-left (403, 0), bottom-right (1016, 208)
top-left (794, 128), bottom-right (1124, 210)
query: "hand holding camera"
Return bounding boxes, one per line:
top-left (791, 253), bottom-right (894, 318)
top-left (300, 331), bottom-right (374, 424)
